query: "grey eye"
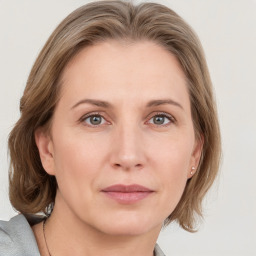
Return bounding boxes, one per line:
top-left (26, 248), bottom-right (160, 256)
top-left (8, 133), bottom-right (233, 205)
top-left (153, 116), bottom-right (165, 125)
top-left (84, 115), bottom-right (104, 126)
top-left (90, 116), bottom-right (102, 125)
top-left (148, 114), bottom-right (173, 126)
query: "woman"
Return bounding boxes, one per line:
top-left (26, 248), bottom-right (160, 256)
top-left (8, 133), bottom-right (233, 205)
top-left (0, 1), bottom-right (221, 255)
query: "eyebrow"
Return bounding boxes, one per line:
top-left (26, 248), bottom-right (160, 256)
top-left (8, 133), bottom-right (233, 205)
top-left (71, 98), bottom-right (183, 110)
top-left (146, 99), bottom-right (183, 110)
top-left (71, 99), bottom-right (112, 110)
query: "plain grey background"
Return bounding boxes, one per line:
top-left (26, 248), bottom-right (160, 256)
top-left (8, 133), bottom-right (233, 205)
top-left (0, 0), bottom-right (256, 255)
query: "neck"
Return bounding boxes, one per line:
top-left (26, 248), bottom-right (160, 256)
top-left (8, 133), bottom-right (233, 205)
top-left (43, 194), bottom-right (161, 256)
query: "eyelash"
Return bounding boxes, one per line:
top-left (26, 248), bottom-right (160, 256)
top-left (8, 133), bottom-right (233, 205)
top-left (79, 111), bottom-right (176, 127)
top-left (146, 112), bottom-right (176, 127)
top-left (79, 112), bottom-right (109, 127)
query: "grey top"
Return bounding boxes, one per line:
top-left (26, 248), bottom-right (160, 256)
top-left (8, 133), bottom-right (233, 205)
top-left (0, 214), bottom-right (166, 256)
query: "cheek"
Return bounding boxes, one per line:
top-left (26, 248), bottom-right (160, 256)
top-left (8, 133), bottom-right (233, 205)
top-left (51, 131), bottom-right (104, 193)
top-left (53, 126), bottom-right (104, 167)
top-left (150, 131), bottom-right (194, 173)
top-left (159, 152), bottom-right (188, 195)
top-left (156, 158), bottom-right (189, 217)
top-left (150, 135), bottom-right (193, 207)
top-left (50, 134), bottom-right (106, 216)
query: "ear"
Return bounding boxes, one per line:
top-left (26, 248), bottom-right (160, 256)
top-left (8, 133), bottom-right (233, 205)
top-left (187, 134), bottom-right (204, 178)
top-left (35, 128), bottom-right (55, 175)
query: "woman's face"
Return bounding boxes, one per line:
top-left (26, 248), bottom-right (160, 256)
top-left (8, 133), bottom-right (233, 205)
top-left (36, 40), bottom-right (202, 236)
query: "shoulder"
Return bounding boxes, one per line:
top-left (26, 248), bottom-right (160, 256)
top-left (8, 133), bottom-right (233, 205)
top-left (0, 214), bottom-right (40, 256)
top-left (154, 243), bottom-right (166, 256)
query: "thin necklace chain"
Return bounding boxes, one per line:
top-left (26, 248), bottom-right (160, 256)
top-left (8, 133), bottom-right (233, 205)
top-left (43, 218), bottom-right (52, 256)
top-left (42, 218), bottom-right (156, 256)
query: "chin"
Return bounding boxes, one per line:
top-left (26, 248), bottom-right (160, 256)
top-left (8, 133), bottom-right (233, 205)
top-left (92, 214), bottom-right (162, 236)
top-left (102, 224), bottom-right (154, 236)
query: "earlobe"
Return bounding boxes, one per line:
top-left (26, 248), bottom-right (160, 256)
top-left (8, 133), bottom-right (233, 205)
top-left (35, 128), bottom-right (55, 175)
top-left (188, 135), bottom-right (204, 178)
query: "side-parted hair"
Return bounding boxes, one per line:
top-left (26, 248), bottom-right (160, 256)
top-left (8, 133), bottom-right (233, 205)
top-left (8, 0), bottom-right (221, 232)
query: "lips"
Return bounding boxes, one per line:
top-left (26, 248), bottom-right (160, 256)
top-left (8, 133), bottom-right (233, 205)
top-left (101, 184), bottom-right (154, 204)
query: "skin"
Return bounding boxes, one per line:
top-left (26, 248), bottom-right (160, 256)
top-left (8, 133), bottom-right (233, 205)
top-left (33, 40), bottom-right (203, 256)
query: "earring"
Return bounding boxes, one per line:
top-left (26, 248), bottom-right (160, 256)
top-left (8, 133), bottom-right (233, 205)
top-left (190, 166), bottom-right (196, 175)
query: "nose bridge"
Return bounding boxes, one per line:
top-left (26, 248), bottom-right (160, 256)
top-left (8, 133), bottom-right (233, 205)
top-left (111, 116), bottom-right (145, 170)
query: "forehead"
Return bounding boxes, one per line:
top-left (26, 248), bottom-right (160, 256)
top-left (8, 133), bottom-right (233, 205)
top-left (59, 40), bottom-right (190, 110)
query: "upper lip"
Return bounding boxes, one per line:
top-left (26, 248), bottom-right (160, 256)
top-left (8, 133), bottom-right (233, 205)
top-left (101, 184), bottom-right (153, 192)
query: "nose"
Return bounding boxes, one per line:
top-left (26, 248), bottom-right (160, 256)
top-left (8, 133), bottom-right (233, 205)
top-left (109, 122), bottom-right (146, 171)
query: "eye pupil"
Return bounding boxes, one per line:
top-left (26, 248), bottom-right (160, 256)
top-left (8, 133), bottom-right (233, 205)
top-left (153, 116), bottom-right (165, 125)
top-left (90, 116), bottom-right (102, 125)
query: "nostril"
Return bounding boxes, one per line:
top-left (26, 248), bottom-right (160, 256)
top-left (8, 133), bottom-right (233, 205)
top-left (112, 162), bottom-right (143, 170)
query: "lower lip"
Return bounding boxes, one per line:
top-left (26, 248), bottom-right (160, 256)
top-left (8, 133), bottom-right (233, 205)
top-left (102, 191), bottom-right (153, 204)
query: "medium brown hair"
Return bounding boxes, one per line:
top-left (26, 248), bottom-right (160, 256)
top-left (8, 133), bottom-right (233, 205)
top-left (8, 0), bottom-right (221, 232)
